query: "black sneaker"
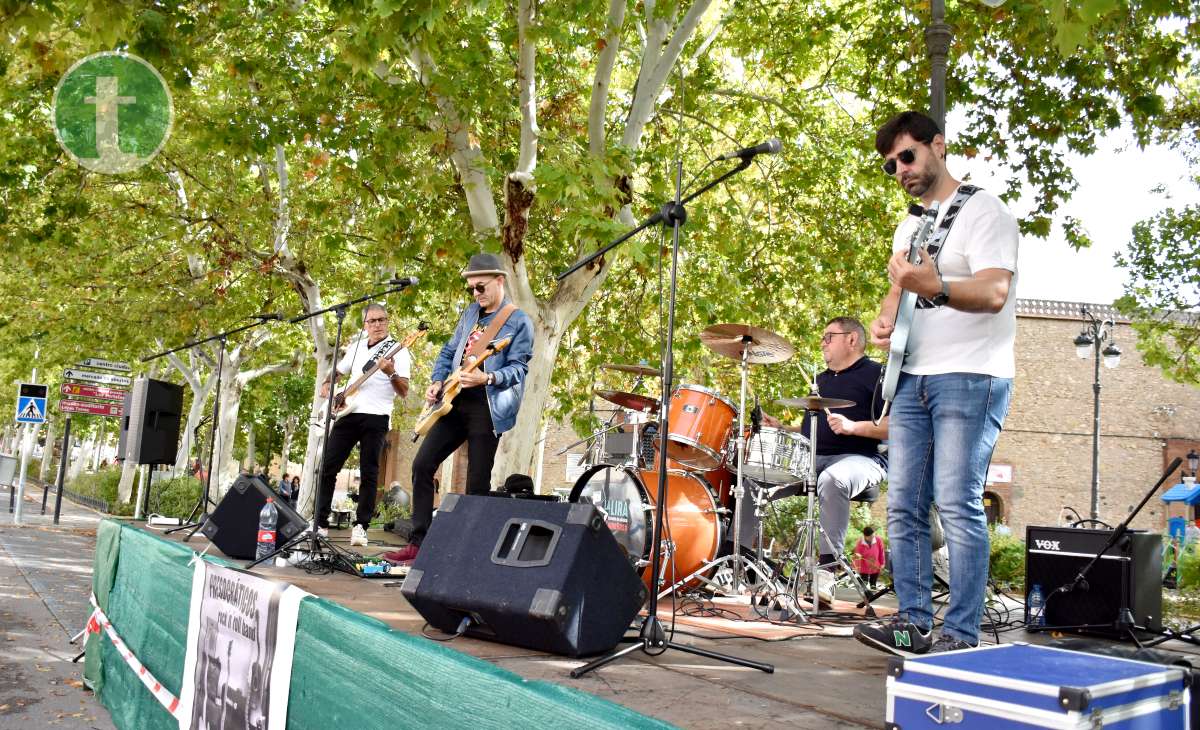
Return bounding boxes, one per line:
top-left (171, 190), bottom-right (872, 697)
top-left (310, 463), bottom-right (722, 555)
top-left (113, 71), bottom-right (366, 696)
top-left (853, 616), bottom-right (932, 656)
top-left (929, 634), bottom-right (977, 654)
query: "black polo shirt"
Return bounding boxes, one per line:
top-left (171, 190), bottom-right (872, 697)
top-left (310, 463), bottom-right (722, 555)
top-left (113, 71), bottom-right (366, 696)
top-left (799, 356), bottom-right (886, 459)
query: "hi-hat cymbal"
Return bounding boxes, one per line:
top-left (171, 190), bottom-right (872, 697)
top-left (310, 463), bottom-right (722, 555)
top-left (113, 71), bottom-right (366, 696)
top-left (594, 389), bottom-right (660, 413)
top-left (600, 362), bottom-right (662, 377)
top-left (699, 324), bottom-right (794, 364)
top-left (775, 395), bottom-right (855, 411)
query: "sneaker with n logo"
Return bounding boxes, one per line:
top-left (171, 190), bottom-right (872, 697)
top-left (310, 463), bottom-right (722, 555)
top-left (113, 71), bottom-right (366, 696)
top-left (853, 616), bottom-right (932, 656)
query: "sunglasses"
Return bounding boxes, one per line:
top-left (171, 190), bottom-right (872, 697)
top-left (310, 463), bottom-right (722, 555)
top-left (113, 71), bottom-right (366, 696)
top-left (465, 281), bottom-right (493, 295)
top-left (881, 147), bottom-right (917, 176)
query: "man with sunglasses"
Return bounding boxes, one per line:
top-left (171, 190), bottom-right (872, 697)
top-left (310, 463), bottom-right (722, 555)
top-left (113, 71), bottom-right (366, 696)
top-left (758, 317), bottom-right (888, 570)
top-left (315, 302), bottom-right (410, 547)
top-left (384, 253), bottom-right (534, 565)
top-left (853, 111), bottom-right (1019, 656)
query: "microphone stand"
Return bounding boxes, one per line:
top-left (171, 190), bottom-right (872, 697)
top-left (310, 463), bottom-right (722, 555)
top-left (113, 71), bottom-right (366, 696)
top-left (562, 155), bottom-right (774, 679)
top-left (145, 318), bottom-right (273, 539)
top-left (1030, 457), bottom-right (1184, 647)
top-left (246, 281), bottom-right (416, 576)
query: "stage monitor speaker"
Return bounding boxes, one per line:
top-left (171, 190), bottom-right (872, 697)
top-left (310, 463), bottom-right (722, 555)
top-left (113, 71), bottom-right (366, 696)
top-left (200, 474), bottom-right (307, 559)
top-left (1025, 525), bottom-right (1162, 636)
top-left (116, 378), bottom-right (183, 466)
top-left (402, 493), bottom-right (647, 657)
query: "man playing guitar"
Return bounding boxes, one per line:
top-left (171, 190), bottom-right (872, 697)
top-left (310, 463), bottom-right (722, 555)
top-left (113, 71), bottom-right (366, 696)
top-left (315, 302), bottom-right (410, 547)
top-left (854, 111), bottom-right (1019, 656)
top-left (384, 252), bottom-right (534, 565)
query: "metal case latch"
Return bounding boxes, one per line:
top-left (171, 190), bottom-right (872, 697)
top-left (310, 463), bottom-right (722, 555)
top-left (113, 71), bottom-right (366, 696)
top-left (924, 703), bottom-right (963, 724)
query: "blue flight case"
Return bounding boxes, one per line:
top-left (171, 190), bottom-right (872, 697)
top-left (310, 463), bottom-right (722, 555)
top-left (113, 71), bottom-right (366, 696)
top-left (886, 643), bottom-right (1190, 728)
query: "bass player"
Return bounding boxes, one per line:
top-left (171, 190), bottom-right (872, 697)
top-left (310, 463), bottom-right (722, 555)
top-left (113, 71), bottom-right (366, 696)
top-left (384, 253), bottom-right (534, 565)
top-left (853, 111), bottom-right (1019, 655)
top-left (315, 302), bottom-right (410, 547)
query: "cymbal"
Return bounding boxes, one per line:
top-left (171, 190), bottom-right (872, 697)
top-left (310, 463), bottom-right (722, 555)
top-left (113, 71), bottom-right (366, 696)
top-left (775, 395), bottom-right (855, 411)
top-left (699, 324), bottom-right (794, 364)
top-left (594, 389), bottom-right (660, 413)
top-left (600, 362), bottom-right (662, 377)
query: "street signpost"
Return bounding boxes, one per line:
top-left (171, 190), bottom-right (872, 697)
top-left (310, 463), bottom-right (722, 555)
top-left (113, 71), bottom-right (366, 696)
top-left (78, 358), bottom-right (132, 372)
top-left (59, 399), bottom-right (124, 417)
top-left (50, 356), bottom-right (132, 523)
top-left (60, 382), bottom-right (126, 402)
top-left (62, 368), bottom-right (132, 387)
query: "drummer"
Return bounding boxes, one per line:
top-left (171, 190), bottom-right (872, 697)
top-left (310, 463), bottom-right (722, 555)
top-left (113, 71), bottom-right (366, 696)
top-left (760, 316), bottom-right (888, 566)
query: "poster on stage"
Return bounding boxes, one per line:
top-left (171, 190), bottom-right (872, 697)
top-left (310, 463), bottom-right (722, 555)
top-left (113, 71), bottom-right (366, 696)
top-left (176, 561), bottom-right (310, 730)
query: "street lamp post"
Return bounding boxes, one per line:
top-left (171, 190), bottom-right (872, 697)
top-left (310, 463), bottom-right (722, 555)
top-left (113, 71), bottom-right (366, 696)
top-left (1073, 306), bottom-right (1122, 520)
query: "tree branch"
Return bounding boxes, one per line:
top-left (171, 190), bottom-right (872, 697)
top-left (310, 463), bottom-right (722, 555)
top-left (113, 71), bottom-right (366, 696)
top-left (589, 0), bottom-right (628, 155)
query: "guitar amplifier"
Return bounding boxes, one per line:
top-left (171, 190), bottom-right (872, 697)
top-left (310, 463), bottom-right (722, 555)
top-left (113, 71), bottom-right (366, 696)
top-left (1025, 526), bottom-right (1162, 636)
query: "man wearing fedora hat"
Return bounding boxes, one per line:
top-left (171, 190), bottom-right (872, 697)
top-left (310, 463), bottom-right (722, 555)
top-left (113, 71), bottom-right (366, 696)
top-left (384, 252), bottom-right (534, 564)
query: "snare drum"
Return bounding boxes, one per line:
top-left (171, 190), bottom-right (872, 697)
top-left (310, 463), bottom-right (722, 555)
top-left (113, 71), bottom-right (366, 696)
top-left (663, 384), bottom-right (736, 471)
top-left (732, 426), bottom-right (811, 485)
top-left (570, 464), bottom-right (724, 591)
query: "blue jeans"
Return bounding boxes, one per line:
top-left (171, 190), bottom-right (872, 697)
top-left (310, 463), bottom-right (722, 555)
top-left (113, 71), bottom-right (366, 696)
top-left (887, 372), bottom-right (1011, 644)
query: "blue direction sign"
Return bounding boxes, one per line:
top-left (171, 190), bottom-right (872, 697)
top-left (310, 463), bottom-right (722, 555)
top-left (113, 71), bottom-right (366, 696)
top-left (15, 383), bottom-right (48, 424)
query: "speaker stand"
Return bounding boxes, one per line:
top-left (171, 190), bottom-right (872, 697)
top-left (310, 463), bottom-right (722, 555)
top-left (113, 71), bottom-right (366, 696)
top-left (1030, 457), bottom-right (1184, 642)
top-left (560, 155), bottom-right (772, 679)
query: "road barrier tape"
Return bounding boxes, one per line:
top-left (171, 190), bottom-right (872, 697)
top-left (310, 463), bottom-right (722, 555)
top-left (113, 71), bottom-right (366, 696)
top-left (87, 594), bottom-right (181, 718)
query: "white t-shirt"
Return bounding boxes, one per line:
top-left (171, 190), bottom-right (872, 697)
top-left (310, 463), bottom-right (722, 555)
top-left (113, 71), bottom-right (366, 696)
top-left (891, 186), bottom-right (1020, 378)
top-left (336, 336), bottom-right (412, 416)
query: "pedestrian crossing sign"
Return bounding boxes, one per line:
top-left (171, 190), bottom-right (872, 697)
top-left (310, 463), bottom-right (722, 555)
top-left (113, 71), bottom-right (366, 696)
top-left (15, 383), bottom-right (48, 424)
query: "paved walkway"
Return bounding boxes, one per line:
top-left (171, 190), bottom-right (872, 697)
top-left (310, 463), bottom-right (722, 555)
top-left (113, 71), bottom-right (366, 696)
top-left (0, 482), bottom-right (116, 730)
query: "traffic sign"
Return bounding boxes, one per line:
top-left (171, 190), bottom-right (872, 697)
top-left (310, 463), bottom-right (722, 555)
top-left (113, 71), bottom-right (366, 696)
top-left (63, 368), bottom-right (132, 387)
top-left (78, 357), bottom-right (132, 372)
top-left (16, 383), bottom-right (48, 424)
top-left (61, 382), bottom-right (127, 402)
top-left (59, 399), bottom-right (123, 417)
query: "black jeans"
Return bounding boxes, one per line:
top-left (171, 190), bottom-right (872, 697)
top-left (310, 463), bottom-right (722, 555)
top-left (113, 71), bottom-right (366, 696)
top-left (316, 412), bottom-right (389, 529)
top-left (410, 386), bottom-right (499, 545)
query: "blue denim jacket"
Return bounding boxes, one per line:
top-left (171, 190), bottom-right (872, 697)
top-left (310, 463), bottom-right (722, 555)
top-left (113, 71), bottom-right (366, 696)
top-left (431, 298), bottom-right (534, 435)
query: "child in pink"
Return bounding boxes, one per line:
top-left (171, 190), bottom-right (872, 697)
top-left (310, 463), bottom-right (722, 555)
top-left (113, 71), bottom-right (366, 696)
top-left (853, 525), bottom-right (886, 588)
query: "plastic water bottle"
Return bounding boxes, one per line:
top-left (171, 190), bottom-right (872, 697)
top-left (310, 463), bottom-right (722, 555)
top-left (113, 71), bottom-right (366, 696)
top-left (1028, 583), bottom-right (1045, 627)
top-left (256, 497), bottom-right (278, 561)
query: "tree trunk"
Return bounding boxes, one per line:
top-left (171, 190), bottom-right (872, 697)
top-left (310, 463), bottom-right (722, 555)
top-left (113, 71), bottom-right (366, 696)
top-left (280, 416), bottom-right (295, 478)
top-left (492, 314), bottom-right (565, 483)
top-left (117, 452), bottom-right (137, 503)
top-left (39, 417), bottom-right (55, 482)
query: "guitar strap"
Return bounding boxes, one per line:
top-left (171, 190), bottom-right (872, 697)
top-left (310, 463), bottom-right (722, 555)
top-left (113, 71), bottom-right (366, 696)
top-left (362, 337), bottom-right (398, 373)
top-left (915, 184), bottom-right (980, 310)
top-left (466, 303), bottom-right (517, 362)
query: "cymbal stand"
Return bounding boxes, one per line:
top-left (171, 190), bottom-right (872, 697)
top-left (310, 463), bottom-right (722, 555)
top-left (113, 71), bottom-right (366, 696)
top-left (730, 338), bottom-right (751, 590)
top-left (783, 401), bottom-right (876, 616)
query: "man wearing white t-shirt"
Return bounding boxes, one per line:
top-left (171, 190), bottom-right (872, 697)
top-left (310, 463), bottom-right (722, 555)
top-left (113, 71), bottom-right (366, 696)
top-left (854, 111), bottom-right (1018, 656)
top-left (315, 302), bottom-right (411, 547)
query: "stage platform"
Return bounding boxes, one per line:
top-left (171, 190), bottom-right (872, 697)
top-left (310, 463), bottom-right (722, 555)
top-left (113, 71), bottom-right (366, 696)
top-left (86, 520), bottom-right (1200, 729)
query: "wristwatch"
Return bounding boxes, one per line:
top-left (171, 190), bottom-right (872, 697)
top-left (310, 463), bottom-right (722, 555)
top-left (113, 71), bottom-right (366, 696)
top-left (487, 373), bottom-right (495, 386)
top-left (389, 372), bottom-right (402, 381)
top-left (931, 277), bottom-right (950, 307)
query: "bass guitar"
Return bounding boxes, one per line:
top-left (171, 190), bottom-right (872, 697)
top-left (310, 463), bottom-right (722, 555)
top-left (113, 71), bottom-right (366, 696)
top-left (878, 202), bottom-right (941, 419)
top-left (411, 336), bottom-right (512, 441)
top-left (322, 321), bottom-right (430, 423)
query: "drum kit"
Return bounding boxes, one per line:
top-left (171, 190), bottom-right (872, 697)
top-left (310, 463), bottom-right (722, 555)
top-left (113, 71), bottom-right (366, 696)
top-left (566, 323), bottom-right (878, 619)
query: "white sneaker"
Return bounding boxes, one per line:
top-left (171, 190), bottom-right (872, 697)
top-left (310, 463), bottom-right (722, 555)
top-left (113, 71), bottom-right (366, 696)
top-left (350, 524), bottom-right (368, 547)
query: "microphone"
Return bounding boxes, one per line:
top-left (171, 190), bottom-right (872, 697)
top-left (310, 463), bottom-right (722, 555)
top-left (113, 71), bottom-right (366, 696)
top-left (249, 312), bottom-right (283, 321)
top-left (384, 276), bottom-right (419, 287)
top-left (716, 138), bottom-right (782, 161)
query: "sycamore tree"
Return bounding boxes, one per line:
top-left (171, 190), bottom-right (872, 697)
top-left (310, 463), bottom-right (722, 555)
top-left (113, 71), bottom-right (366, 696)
top-left (3, 0), bottom-right (1198, 506)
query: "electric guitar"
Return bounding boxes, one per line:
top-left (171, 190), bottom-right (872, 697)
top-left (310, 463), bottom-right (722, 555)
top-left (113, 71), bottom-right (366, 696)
top-left (878, 202), bottom-right (941, 419)
top-left (322, 321), bottom-right (430, 423)
top-left (411, 337), bottom-right (512, 441)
